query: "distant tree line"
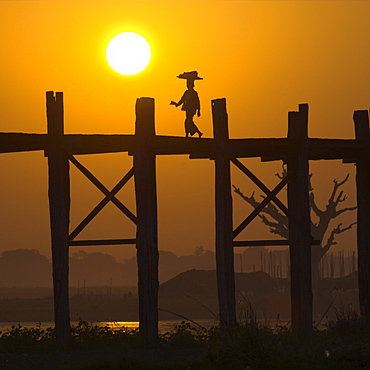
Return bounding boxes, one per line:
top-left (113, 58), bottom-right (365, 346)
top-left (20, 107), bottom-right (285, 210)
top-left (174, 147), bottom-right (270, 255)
top-left (0, 245), bottom-right (357, 289)
top-left (0, 249), bottom-right (52, 288)
top-left (0, 248), bottom-right (216, 288)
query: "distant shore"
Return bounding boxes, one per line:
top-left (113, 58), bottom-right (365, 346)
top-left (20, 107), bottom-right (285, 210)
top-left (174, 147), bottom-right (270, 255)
top-left (0, 270), bottom-right (359, 324)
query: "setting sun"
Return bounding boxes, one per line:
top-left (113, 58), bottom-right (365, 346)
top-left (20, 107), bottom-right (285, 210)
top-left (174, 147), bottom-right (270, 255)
top-left (2, 1), bottom-right (370, 364)
top-left (106, 32), bottom-right (151, 76)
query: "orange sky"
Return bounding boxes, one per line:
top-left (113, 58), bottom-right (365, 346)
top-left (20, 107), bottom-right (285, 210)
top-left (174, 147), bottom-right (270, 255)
top-left (0, 1), bottom-right (368, 261)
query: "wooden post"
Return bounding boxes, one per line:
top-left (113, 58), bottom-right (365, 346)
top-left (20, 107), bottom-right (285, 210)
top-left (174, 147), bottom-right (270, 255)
top-left (45, 91), bottom-right (71, 342)
top-left (287, 103), bottom-right (313, 332)
top-left (134, 97), bottom-right (159, 341)
top-left (354, 110), bottom-right (370, 322)
top-left (212, 98), bottom-right (237, 328)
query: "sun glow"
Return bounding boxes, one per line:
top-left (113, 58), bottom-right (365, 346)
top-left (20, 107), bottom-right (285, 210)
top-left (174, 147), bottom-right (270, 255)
top-left (106, 32), bottom-right (151, 76)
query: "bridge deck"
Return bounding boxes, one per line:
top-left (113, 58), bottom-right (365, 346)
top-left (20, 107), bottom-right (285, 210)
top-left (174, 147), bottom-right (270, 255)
top-left (0, 132), bottom-right (366, 161)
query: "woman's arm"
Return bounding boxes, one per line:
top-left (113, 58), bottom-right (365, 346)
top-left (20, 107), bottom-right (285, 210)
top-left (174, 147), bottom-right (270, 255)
top-left (176, 91), bottom-right (187, 107)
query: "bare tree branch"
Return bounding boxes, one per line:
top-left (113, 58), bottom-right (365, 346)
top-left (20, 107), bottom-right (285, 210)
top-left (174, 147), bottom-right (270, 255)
top-left (336, 173), bottom-right (350, 187)
top-left (310, 192), bottom-right (324, 217)
top-left (308, 173), bottom-right (314, 192)
top-left (328, 174), bottom-right (350, 205)
top-left (233, 185), bottom-right (258, 206)
top-left (311, 174), bottom-right (356, 240)
top-left (259, 213), bottom-right (289, 239)
top-left (275, 163), bottom-right (287, 180)
top-left (233, 184), bottom-right (289, 238)
top-left (335, 206), bottom-right (357, 217)
top-left (335, 191), bottom-right (347, 204)
top-left (259, 195), bottom-right (288, 225)
top-left (321, 222), bottom-right (357, 257)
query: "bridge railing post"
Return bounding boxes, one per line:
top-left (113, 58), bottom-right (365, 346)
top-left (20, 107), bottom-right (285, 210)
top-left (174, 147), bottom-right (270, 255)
top-left (212, 98), bottom-right (237, 329)
top-left (354, 109), bottom-right (370, 322)
top-left (134, 97), bottom-right (159, 341)
top-left (45, 91), bottom-right (71, 342)
top-left (287, 103), bottom-right (313, 332)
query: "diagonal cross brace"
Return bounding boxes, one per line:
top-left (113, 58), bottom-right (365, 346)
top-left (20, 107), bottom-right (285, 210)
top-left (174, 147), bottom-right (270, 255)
top-left (231, 158), bottom-right (289, 216)
top-left (69, 156), bottom-right (136, 241)
top-left (233, 172), bottom-right (293, 239)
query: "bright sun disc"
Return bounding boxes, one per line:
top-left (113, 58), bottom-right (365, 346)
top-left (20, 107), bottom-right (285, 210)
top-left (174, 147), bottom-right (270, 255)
top-left (106, 32), bottom-right (151, 75)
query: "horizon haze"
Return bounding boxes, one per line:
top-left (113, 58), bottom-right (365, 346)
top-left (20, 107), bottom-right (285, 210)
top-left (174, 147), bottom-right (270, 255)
top-left (0, 1), bottom-right (366, 262)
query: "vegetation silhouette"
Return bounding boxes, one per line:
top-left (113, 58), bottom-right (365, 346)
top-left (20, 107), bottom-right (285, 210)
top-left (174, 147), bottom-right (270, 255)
top-left (233, 170), bottom-right (356, 289)
top-left (1, 305), bottom-right (370, 369)
top-left (0, 249), bottom-right (51, 288)
top-left (0, 248), bottom-right (216, 289)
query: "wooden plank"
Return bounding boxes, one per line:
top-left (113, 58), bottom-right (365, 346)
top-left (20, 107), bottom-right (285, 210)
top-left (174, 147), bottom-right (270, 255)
top-left (227, 138), bottom-right (290, 160)
top-left (62, 135), bottom-right (370, 160)
top-left (63, 135), bottom-right (365, 160)
top-left (231, 158), bottom-right (289, 215)
top-left (69, 238), bottom-right (136, 246)
top-left (69, 168), bottom-right (137, 240)
top-left (1, 132), bottom-right (368, 161)
top-left (134, 97), bottom-right (159, 341)
top-left (151, 135), bottom-right (215, 156)
top-left (233, 173), bottom-right (292, 238)
top-left (287, 104), bottom-right (313, 332)
top-left (45, 91), bottom-right (71, 342)
top-left (0, 133), bottom-right (47, 153)
top-left (213, 98), bottom-right (237, 329)
top-left (68, 159), bottom-right (136, 240)
top-left (63, 134), bottom-right (135, 155)
top-left (354, 109), bottom-right (370, 322)
top-left (308, 138), bottom-right (366, 161)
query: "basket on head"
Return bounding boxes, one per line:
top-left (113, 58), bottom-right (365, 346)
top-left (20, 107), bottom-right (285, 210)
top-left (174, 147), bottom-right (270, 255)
top-left (177, 71), bottom-right (203, 80)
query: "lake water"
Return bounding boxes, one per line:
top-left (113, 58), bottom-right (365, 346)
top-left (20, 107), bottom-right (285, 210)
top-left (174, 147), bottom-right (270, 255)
top-left (0, 319), bottom-right (328, 335)
top-left (0, 319), bottom-right (218, 334)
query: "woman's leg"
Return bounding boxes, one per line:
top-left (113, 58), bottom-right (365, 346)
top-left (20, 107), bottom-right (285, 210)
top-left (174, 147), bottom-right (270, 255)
top-left (185, 111), bottom-right (197, 137)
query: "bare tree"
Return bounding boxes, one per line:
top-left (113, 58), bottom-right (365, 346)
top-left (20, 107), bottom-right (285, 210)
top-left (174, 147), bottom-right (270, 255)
top-left (233, 169), bottom-right (356, 282)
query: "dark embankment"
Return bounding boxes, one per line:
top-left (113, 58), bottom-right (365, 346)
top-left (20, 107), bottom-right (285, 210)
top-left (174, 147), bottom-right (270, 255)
top-left (0, 270), bottom-right (359, 323)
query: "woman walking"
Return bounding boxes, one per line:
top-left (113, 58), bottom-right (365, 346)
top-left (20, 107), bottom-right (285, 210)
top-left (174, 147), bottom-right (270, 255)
top-left (173, 71), bottom-right (203, 138)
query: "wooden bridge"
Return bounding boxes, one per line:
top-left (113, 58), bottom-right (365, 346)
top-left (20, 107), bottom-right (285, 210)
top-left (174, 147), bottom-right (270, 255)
top-left (1, 91), bottom-right (370, 342)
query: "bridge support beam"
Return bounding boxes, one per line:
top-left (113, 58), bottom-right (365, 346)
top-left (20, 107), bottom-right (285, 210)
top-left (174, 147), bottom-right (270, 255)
top-left (287, 104), bottom-right (313, 332)
top-left (134, 97), bottom-right (159, 341)
top-left (212, 98), bottom-right (237, 329)
top-left (354, 110), bottom-right (370, 322)
top-left (46, 91), bottom-right (71, 342)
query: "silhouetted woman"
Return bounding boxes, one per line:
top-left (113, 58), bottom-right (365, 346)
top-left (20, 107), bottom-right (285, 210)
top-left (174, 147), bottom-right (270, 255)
top-left (175, 71), bottom-right (203, 138)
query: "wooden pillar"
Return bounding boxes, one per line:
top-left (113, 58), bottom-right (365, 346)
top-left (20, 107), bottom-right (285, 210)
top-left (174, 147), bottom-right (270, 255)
top-left (287, 103), bottom-right (313, 332)
top-left (354, 110), bottom-right (370, 322)
top-left (212, 98), bottom-right (237, 328)
top-left (134, 97), bottom-right (159, 341)
top-left (45, 91), bottom-right (71, 342)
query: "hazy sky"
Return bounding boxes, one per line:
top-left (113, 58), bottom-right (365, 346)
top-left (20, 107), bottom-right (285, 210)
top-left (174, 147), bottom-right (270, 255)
top-left (0, 1), bottom-right (367, 261)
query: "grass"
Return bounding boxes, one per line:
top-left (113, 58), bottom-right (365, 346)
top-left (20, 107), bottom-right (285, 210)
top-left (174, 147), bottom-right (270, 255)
top-left (1, 306), bottom-right (370, 369)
